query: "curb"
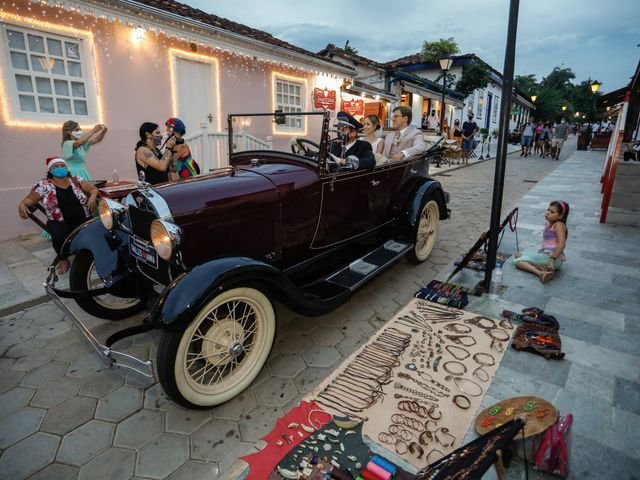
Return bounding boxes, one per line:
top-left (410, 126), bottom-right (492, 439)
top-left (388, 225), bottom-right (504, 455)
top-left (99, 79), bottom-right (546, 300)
top-left (0, 294), bottom-right (49, 318)
top-left (431, 148), bottom-right (521, 177)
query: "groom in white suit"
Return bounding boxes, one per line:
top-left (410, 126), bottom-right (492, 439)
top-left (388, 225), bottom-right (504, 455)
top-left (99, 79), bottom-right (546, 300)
top-left (383, 106), bottom-right (427, 161)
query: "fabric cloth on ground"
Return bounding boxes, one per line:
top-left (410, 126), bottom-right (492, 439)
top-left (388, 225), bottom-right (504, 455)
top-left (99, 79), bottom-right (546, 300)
top-left (308, 299), bottom-right (515, 469)
top-left (240, 401), bottom-right (332, 480)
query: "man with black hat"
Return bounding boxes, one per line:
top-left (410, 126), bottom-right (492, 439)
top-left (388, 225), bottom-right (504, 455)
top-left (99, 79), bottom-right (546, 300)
top-left (329, 112), bottom-right (376, 170)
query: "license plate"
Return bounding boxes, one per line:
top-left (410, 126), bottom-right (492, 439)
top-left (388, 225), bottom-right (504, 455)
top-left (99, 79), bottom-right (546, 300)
top-left (129, 237), bottom-right (158, 269)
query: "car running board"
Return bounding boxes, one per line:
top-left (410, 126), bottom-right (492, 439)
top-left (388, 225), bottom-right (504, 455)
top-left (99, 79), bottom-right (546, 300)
top-left (325, 240), bottom-right (412, 291)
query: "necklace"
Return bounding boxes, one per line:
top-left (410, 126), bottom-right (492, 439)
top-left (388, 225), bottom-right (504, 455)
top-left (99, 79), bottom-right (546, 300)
top-left (473, 352), bottom-right (495, 367)
top-left (445, 345), bottom-right (470, 360)
top-left (444, 375), bottom-right (483, 397)
top-left (394, 382), bottom-right (439, 402)
top-left (444, 334), bottom-right (477, 347)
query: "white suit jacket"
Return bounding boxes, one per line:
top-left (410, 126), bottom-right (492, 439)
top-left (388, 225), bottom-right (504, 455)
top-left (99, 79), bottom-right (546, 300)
top-left (383, 126), bottom-right (427, 158)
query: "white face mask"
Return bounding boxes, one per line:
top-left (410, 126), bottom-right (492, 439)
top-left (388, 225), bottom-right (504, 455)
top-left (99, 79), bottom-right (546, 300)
top-left (71, 130), bottom-right (84, 139)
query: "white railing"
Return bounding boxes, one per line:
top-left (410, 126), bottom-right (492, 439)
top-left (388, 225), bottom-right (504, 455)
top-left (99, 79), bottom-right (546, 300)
top-left (184, 126), bottom-right (273, 172)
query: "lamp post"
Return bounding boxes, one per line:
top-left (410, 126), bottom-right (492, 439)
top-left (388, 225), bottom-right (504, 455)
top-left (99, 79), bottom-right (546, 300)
top-left (590, 81), bottom-right (601, 123)
top-left (438, 56), bottom-right (454, 136)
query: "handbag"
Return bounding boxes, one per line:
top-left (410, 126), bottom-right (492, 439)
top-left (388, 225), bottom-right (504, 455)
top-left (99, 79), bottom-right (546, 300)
top-left (534, 414), bottom-right (573, 478)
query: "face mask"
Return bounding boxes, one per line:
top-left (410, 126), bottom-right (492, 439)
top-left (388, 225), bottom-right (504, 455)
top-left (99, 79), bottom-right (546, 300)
top-left (51, 167), bottom-right (68, 178)
top-left (561, 120), bottom-right (566, 124)
top-left (71, 130), bottom-right (83, 139)
top-left (152, 135), bottom-right (163, 147)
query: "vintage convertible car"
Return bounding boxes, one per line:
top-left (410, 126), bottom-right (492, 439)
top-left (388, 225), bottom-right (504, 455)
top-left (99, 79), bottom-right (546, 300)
top-left (46, 111), bottom-right (449, 408)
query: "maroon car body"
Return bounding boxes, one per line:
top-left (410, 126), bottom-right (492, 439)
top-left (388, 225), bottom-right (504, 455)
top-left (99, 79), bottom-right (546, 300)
top-left (47, 111), bottom-right (449, 408)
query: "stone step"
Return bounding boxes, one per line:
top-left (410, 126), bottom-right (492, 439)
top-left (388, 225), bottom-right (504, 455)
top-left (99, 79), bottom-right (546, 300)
top-left (606, 208), bottom-right (640, 227)
top-left (610, 191), bottom-right (640, 212)
top-left (613, 175), bottom-right (640, 194)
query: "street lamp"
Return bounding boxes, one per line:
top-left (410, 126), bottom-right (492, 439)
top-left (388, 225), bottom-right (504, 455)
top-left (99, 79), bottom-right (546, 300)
top-left (438, 56), bottom-right (454, 136)
top-left (531, 95), bottom-right (537, 103)
top-left (561, 105), bottom-right (567, 112)
top-left (590, 81), bottom-right (601, 124)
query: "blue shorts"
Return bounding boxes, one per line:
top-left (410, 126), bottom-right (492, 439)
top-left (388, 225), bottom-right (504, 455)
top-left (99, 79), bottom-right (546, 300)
top-left (521, 135), bottom-right (533, 147)
top-left (462, 138), bottom-right (474, 151)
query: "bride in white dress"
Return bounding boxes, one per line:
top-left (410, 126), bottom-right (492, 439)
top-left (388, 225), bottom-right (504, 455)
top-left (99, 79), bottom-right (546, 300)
top-left (361, 115), bottom-right (385, 154)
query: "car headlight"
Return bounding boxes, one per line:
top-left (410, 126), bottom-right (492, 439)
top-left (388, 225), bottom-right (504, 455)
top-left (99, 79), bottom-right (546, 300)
top-left (99, 198), bottom-right (126, 230)
top-left (150, 220), bottom-right (181, 260)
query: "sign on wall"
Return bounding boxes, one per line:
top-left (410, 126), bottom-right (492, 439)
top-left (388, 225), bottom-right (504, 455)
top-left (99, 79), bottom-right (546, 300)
top-left (313, 88), bottom-right (337, 110)
top-left (341, 99), bottom-right (364, 116)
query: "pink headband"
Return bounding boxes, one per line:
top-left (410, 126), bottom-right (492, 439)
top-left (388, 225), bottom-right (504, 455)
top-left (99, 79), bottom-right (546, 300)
top-left (560, 201), bottom-right (567, 212)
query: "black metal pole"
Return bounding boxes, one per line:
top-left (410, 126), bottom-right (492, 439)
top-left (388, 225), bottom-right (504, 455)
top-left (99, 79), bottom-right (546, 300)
top-left (440, 74), bottom-right (446, 134)
top-left (482, 0), bottom-right (521, 291)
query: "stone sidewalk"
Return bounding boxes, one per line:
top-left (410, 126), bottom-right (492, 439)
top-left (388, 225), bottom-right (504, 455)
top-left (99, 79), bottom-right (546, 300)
top-left (3, 140), bottom-right (638, 479)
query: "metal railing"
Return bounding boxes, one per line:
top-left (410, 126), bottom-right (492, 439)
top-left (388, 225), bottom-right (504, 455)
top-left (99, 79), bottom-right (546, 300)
top-left (184, 126), bottom-right (273, 172)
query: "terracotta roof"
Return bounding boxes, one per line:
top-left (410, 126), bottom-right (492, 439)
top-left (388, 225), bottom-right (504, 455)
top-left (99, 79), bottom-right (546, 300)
top-left (317, 43), bottom-right (386, 69)
top-left (130, 0), bottom-right (354, 72)
top-left (384, 53), bottom-right (478, 69)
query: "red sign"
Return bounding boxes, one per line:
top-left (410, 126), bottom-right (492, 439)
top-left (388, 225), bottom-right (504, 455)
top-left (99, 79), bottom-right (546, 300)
top-left (341, 99), bottom-right (364, 116)
top-left (313, 88), bottom-right (336, 110)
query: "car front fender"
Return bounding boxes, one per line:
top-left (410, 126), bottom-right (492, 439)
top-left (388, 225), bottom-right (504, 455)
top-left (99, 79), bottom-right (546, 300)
top-left (395, 178), bottom-right (448, 240)
top-left (147, 257), bottom-right (347, 331)
top-left (68, 219), bottom-right (130, 285)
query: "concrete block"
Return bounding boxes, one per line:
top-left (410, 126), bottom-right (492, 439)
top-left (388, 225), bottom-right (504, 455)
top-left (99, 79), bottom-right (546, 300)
top-left (0, 432), bottom-right (60, 480)
top-left (191, 419), bottom-right (241, 462)
top-left (136, 433), bottom-right (190, 479)
top-left (57, 420), bottom-right (114, 466)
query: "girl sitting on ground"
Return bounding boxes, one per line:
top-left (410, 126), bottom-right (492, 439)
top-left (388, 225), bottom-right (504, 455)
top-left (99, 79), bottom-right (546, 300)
top-left (513, 201), bottom-right (569, 283)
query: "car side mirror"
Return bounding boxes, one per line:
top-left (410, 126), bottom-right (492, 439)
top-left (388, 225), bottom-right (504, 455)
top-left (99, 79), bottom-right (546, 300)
top-left (345, 155), bottom-right (359, 171)
top-left (274, 109), bottom-right (286, 125)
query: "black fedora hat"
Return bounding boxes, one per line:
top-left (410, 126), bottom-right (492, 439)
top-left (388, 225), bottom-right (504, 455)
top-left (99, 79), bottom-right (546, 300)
top-left (336, 111), bottom-right (363, 131)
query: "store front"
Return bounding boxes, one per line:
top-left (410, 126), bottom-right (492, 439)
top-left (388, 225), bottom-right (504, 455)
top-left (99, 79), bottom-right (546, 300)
top-left (340, 81), bottom-right (396, 125)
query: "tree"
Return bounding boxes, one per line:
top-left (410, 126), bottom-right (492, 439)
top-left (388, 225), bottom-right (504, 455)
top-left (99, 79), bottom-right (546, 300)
top-left (343, 40), bottom-right (358, 55)
top-left (455, 61), bottom-right (491, 97)
top-left (421, 37), bottom-right (459, 63)
top-left (514, 74), bottom-right (538, 97)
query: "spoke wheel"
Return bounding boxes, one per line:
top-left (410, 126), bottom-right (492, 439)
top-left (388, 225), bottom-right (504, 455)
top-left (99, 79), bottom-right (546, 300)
top-left (406, 199), bottom-right (440, 264)
top-left (158, 287), bottom-right (275, 408)
top-left (69, 250), bottom-right (143, 320)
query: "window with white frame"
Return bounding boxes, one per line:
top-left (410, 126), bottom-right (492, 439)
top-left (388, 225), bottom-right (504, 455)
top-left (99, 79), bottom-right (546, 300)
top-left (1, 21), bottom-right (99, 124)
top-left (275, 77), bottom-right (304, 130)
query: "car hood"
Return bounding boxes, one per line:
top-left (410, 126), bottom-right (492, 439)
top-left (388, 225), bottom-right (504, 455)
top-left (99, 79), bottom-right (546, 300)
top-left (154, 167), bottom-right (277, 221)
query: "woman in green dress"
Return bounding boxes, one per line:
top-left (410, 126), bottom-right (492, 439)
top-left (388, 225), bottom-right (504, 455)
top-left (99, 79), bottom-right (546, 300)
top-left (61, 120), bottom-right (108, 180)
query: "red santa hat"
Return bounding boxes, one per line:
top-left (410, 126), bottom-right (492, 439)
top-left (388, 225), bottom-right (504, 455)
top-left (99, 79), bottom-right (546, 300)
top-left (45, 156), bottom-right (66, 169)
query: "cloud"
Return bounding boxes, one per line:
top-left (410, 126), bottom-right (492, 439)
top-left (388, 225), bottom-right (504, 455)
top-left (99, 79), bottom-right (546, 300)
top-left (184, 0), bottom-right (638, 92)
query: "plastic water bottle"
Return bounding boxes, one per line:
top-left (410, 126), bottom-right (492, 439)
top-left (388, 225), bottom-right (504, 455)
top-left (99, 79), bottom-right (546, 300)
top-left (489, 263), bottom-right (503, 298)
top-left (112, 169), bottom-right (119, 184)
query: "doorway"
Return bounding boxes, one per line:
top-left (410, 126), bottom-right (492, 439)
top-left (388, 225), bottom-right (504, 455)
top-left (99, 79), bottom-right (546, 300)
top-left (485, 92), bottom-right (493, 130)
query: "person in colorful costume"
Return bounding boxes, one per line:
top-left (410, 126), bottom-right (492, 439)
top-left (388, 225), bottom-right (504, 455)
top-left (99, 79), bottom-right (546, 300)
top-left (164, 118), bottom-right (200, 178)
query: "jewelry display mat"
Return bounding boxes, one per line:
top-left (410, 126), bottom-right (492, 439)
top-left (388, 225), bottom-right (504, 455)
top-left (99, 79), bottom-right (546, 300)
top-left (307, 298), bottom-right (514, 469)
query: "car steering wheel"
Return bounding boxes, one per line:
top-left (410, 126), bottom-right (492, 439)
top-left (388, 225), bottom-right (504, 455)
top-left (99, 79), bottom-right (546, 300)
top-left (291, 138), bottom-right (320, 158)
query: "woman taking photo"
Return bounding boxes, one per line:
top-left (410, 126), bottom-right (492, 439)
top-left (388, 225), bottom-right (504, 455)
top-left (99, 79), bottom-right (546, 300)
top-left (135, 122), bottom-right (175, 185)
top-left (61, 120), bottom-right (108, 180)
top-left (18, 157), bottom-right (98, 274)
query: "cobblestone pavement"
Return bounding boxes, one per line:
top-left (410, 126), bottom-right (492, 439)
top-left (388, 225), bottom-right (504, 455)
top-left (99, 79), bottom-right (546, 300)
top-left (0, 141), bottom-right (586, 479)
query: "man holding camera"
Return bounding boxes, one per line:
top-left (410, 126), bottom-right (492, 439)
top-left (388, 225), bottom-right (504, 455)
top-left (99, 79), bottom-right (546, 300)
top-left (164, 117), bottom-right (200, 179)
top-left (329, 112), bottom-right (376, 170)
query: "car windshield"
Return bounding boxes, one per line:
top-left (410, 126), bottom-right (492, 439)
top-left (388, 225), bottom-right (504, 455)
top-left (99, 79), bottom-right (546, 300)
top-left (227, 112), bottom-right (326, 158)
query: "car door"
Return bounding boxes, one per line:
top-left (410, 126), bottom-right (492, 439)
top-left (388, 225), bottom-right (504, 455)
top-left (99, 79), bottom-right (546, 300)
top-left (311, 167), bottom-right (389, 249)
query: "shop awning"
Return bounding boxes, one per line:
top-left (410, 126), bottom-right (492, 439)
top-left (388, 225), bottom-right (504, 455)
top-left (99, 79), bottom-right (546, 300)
top-left (389, 70), bottom-right (465, 107)
top-left (599, 86), bottom-right (629, 108)
top-left (348, 81), bottom-right (397, 101)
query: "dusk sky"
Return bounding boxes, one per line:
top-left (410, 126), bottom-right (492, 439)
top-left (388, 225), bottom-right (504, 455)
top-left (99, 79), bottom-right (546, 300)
top-left (186, 0), bottom-right (638, 93)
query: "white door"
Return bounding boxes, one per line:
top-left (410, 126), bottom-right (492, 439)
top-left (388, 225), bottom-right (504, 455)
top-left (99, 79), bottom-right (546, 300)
top-left (173, 55), bottom-right (219, 170)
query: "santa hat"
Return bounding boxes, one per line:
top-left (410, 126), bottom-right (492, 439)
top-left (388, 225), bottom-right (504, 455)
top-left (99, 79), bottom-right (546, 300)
top-left (45, 156), bottom-right (66, 169)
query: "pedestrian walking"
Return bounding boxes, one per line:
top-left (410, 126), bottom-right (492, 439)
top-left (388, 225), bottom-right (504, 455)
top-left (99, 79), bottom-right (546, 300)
top-left (520, 118), bottom-right (535, 157)
top-left (461, 112), bottom-right (478, 166)
top-left (551, 118), bottom-right (570, 160)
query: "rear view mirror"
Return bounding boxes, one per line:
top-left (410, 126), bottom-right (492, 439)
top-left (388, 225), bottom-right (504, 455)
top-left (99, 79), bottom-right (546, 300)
top-left (274, 109), bottom-right (286, 125)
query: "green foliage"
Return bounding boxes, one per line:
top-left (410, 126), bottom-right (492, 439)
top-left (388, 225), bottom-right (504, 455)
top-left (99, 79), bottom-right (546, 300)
top-left (455, 61), bottom-right (491, 97)
top-left (343, 40), bottom-right (357, 55)
top-left (421, 38), bottom-right (460, 63)
top-left (480, 127), bottom-right (489, 138)
top-left (514, 74), bottom-right (538, 97)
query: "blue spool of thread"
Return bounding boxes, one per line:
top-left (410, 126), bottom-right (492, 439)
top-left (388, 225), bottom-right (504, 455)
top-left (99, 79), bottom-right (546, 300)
top-left (370, 455), bottom-right (396, 475)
